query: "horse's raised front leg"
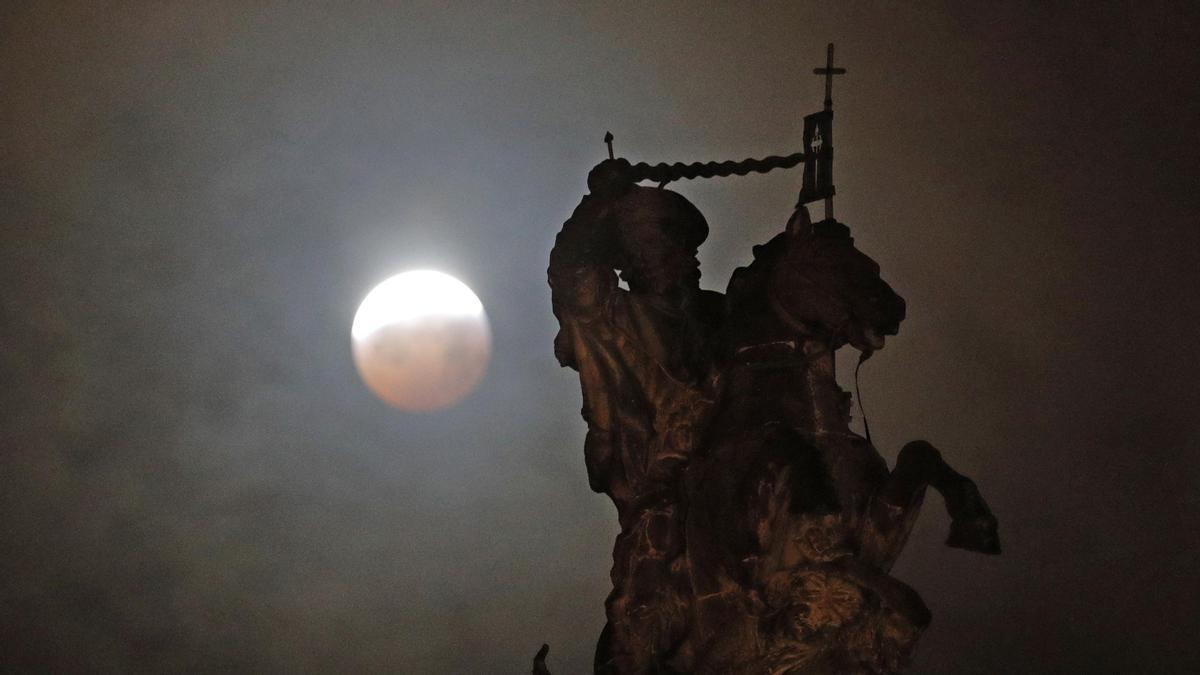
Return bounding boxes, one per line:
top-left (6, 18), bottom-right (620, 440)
top-left (880, 440), bottom-right (1001, 555)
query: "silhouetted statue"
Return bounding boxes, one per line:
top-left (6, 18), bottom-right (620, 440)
top-left (549, 160), bottom-right (724, 673)
top-left (545, 155), bottom-right (999, 674)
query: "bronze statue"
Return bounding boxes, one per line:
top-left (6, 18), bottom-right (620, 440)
top-left (549, 162), bottom-right (724, 673)
top-left (544, 46), bottom-right (999, 674)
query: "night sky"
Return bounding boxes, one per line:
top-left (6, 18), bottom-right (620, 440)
top-left (3, 3), bottom-right (1199, 672)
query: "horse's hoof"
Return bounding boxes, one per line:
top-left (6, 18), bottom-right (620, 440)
top-left (946, 515), bottom-right (1001, 555)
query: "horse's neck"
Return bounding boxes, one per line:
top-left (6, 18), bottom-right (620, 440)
top-left (793, 348), bottom-right (850, 434)
top-left (720, 341), bottom-right (851, 435)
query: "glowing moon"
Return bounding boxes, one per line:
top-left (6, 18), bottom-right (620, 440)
top-left (351, 270), bottom-right (491, 411)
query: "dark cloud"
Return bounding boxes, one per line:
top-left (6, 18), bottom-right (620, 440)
top-left (2, 2), bottom-right (1198, 672)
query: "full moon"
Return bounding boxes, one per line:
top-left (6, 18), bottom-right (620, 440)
top-left (351, 270), bottom-right (491, 411)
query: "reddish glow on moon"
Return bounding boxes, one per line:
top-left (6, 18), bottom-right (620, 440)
top-left (351, 270), bottom-right (491, 411)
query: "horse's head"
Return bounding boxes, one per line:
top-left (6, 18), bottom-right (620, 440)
top-left (728, 207), bottom-right (906, 356)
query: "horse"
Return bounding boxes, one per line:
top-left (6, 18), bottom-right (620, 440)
top-left (673, 207), bottom-right (1000, 674)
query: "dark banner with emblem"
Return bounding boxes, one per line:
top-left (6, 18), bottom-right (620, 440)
top-left (799, 110), bottom-right (834, 205)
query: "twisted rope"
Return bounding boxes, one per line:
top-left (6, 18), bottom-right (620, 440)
top-left (628, 151), bottom-right (806, 186)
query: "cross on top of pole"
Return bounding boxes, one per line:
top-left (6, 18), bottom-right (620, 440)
top-left (813, 43), bottom-right (846, 112)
